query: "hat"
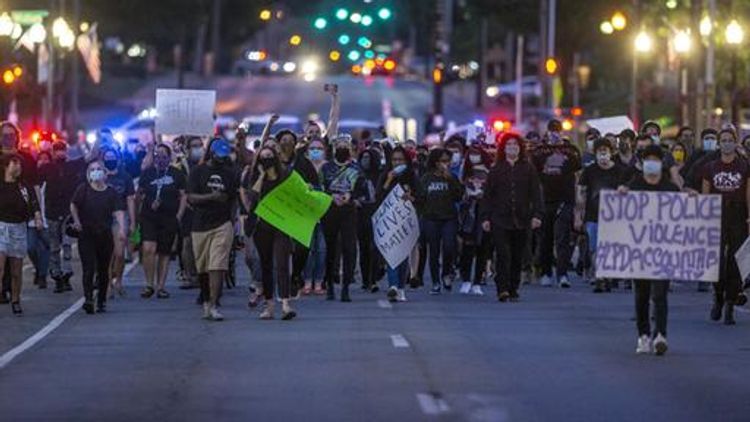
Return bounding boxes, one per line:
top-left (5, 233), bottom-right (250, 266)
top-left (640, 120), bottom-right (661, 136)
top-left (210, 138), bottom-right (231, 158)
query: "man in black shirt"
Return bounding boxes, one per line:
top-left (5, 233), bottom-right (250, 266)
top-left (188, 138), bottom-right (238, 321)
top-left (576, 138), bottom-right (627, 292)
top-left (532, 129), bottom-right (582, 288)
top-left (102, 148), bottom-right (136, 296)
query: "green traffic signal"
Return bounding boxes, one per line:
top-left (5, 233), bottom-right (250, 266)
top-left (347, 50), bottom-right (361, 61)
top-left (335, 8), bottom-right (349, 20)
top-left (338, 34), bottom-right (351, 45)
top-left (378, 7), bottom-right (392, 20)
top-left (314, 17), bottom-right (327, 30)
top-left (361, 15), bottom-right (373, 26)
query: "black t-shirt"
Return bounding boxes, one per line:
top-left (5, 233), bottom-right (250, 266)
top-left (188, 163), bottom-right (238, 232)
top-left (138, 167), bottom-right (186, 220)
top-left (532, 143), bottom-right (582, 203)
top-left (107, 168), bottom-right (135, 201)
top-left (0, 181), bottom-right (38, 223)
top-left (627, 175), bottom-right (680, 193)
top-left (702, 157), bottom-right (749, 206)
top-left (39, 159), bottom-right (86, 220)
top-left (579, 163), bottom-right (628, 222)
top-left (71, 184), bottom-right (125, 234)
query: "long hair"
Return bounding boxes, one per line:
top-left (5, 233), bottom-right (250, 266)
top-left (495, 132), bottom-right (527, 162)
top-left (250, 145), bottom-right (286, 185)
top-left (426, 148), bottom-right (450, 172)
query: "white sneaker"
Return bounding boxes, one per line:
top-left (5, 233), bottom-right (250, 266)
top-left (540, 275), bottom-right (553, 287)
top-left (459, 282), bottom-right (472, 295)
top-left (202, 302), bottom-right (211, 320)
top-left (636, 335), bottom-right (652, 354)
top-left (397, 289), bottom-right (407, 302)
top-left (208, 307), bottom-right (224, 321)
top-left (470, 285), bottom-right (484, 296)
top-left (559, 275), bottom-right (571, 288)
top-left (653, 334), bottom-right (668, 356)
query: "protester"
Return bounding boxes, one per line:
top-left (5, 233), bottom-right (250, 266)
top-left (702, 128), bottom-right (749, 325)
top-left (620, 145), bottom-right (677, 355)
top-left (0, 154), bottom-right (42, 315)
top-left (481, 133), bottom-right (543, 301)
top-left (458, 166), bottom-right (491, 296)
top-left (187, 138), bottom-right (238, 321)
top-left (303, 137), bottom-right (327, 295)
top-left (176, 136), bottom-right (205, 290)
top-left (28, 151), bottom-right (51, 289)
top-left (137, 144), bottom-right (187, 299)
top-left (376, 146), bottom-right (416, 302)
top-left (242, 146), bottom-right (296, 320)
top-left (417, 148), bottom-right (463, 294)
top-left (70, 160), bottom-right (126, 314)
top-left (356, 147), bottom-right (383, 293)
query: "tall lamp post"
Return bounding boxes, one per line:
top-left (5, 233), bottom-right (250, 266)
top-left (673, 29), bottom-right (692, 126)
top-left (725, 19), bottom-right (744, 128)
top-left (631, 30), bottom-right (652, 129)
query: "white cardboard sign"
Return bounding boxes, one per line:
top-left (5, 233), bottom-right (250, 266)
top-left (372, 184), bottom-right (420, 269)
top-left (155, 89), bottom-right (216, 136)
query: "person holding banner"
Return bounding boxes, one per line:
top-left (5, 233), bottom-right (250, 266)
top-left (242, 146), bottom-right (296, 320)
top-left (416, 148), bottom-right (464, 295)
top-left (376, 146), bottom-right (417, 302)
top-left (620, 145), bottom-right (679, 355)
top-left (702, 128), bottom-right (750, 326)
top-left (187, 138), bottom-right (238, 322)
top-left (320, 136), bottom-right (364, 302)
top-left (481, 133), bottom-right (543, 302)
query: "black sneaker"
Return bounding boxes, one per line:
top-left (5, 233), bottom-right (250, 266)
top-left (340, 285), bottom-right (351, 302)
top-left (62, 273), bottom-right (73, 291)
top-left (724, 304), bottom-right (736, 325)
top-left (82, 301), bottom-right (95, 314)
top-left (498, 291), bottom-right (510, 302)
top-left (96, 303), bottom-right (107, 313)
top-left (710, 301), bottom-right (723, 321)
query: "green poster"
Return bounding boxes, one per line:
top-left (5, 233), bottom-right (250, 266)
top-left (254, 171), bottom-right (333, 247)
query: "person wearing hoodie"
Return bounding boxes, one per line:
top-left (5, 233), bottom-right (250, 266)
top-left (356, 147), bottom-right (384, 292)
top-left (416, 148), bottom-right (464, 294)
top-left (320, 136), bottom-right (366, 302)
top-left (458, 166), bottom-right (491, 296)
top-left (376, 146), bottom-right (417, 302)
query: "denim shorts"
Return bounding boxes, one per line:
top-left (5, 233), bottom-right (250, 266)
top-left (0, 221), bottom-right (28, 258)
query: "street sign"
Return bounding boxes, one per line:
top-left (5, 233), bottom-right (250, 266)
top-left (10, 10), bottom-right (48, 26)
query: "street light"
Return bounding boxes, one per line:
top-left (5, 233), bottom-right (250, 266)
top-left (259, 9), bottom-right (272, 21)
top-left (672, 30), bottom-right (692, 125)
top-left (313, 17), bottom-right (327, 30)
top-left (350, 13), bottom-right (362, 24)
top-left (600, 21), bottom-right (614, 35)
top-left (336, 8), bottom-right (349, 21)
top-left (634, 31), bottom-right (653, 53)
top-left (673, 30), bottom-right (692, 54)
top-left (725, 19), bottom-right (744, 45)
top-left (361, 15), bottom-right (373, 26)
top-left (289, 35), bottom-right (302, 46)
top-left (28, 23), bottom-right (47, 44)
top-left (700, 15), bottom-right (713, 37)
top-left (611, 11), bottom-right (627, 31)
top-left (726, 20), bottom-right (744, 128)
top-left (631, 31), bottom-right (653, 128)
top-left (0, 12), bottom-right (14, 37)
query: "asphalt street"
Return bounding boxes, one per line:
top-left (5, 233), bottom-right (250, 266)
top-left (1, 260), bottom-right (749, 422)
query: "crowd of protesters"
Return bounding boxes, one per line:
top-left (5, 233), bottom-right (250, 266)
top-left (2, 85), bottom-right (750, 357)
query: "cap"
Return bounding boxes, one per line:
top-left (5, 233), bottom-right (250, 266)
top-left (210, 138), bottom-right (231, 158)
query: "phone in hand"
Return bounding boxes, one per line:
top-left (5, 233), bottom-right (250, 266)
top-left (324, 83), bottom-right (338, 94)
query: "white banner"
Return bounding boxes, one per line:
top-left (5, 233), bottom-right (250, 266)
top-left (734, 236), bottom-right (750, 283)
top-left (155, 89), bottom-right (216, 136)
top-left (372, 184), bottom-right (420, 269)
top-left (586, 115), bottom-right (633, 136)
top-left (595, 190), bottom-right (722, 282)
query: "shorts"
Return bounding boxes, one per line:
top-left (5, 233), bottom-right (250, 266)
top-left (0, 222), bottom-right (28, 259)
top-left (141, 216), bottom-right (179, 255)
top-left (192, 221), bottom-right (233, 273)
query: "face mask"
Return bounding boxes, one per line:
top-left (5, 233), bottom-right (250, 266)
top-left (360, 156), bottom-right (372, 170)
top-left (309, 149), bottom-right (324, 161)
top-left (448, 152), bottom-right (461, 166)
top-left (104, 159), bottom-right (118, 171)
top-left (417, 153), bottom-right (427, 163)
top-left (505, 144), bottom-right (520, 157)
top-left (548, 132), bottom-right (561, 144)
top-left (155, 156), bottom-right (170, 169)
top-left (88, 169), bottom-right (105, 182)
top-left (1, 133), bottom-right (16, 149)
top-left (651, 135), bottom-right (660, 144)
top-left (672, 150), bottom-right (685, 163)
top-left (642, 160), bottom-right (662, 176)
top-left (393, 164), bottom-right (407, 175)
top-left (380, 157), bottom-right (386, 167)
top-left (469, 154), bottom-right (481, 164)
top-left (596, 152), bottom-right (611, 166)
top-left (190, 147), bottom-right (204, 161)
top-left (703, 138), bottom-right (717, 151)
top-left (720, 141), bottom-right (737, 155)
top-left (586, 140), bottom-right (594, 152)
top-left (259, 157), bottom-right (276, 170)
top-left (335, 148), bottom-right (350, 163)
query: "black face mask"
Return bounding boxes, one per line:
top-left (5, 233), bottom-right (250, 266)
top-left (259, 157), bottom-right (276, 170)
top-left (104, 159), bottom-right (118, 171)
top-left (212, 156), bottom-right (229, 166)
top-left (335, 148), bottom-right (350, 163)
top-left (1, 133), bottom-right (16, 149)
top-left (417, 154), bottom-right (427, 162)
top-left (360, 156), bottom-right (372, 170)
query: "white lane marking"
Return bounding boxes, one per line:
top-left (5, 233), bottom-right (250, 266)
top-left (416, 393), bottom-right (450, 416)
top-left (377, 299), bottom-right (393, 309)
top-left (0, 256), bottom-right (140, 370)
top-left (390, 334), bottom-right (410, 348)
top-left (0, 297), bottom-right (84, 369)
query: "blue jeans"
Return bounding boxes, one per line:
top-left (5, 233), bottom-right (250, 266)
top-left (586, 222), bottom-right (598, 279)
top-left (27, 227), bottom-right (50, 280)
top-left (387, 261), bottom-right (409, 289)
top-left (304, 224), bottom-right (326, 284)
top-left (422, 218), bottom-right (458, 287)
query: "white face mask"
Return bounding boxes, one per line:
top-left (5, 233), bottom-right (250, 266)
top-left (596, 152), bottom-right (611, 166)
top-left (505, 144), bottom-right (520, 158)
top-left (451, 152), bottom-right (462, 166)
top-left (469, 154), bottom-right (481, 164)
top-left (88, 169), bottom-right (106, 182)
top-left (586, 140), bottom-right (594, 152)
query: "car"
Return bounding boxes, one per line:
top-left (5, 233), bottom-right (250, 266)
top-left (485, 76), bottom-right (543, 104)
top-left (86, 108), bottom-right (157, 147)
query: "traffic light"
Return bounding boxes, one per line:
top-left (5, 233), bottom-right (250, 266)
top-left (335, 8), bottom-right (349, 21)
top-left (361, 15), bottom-right (373, 26)
top-left (378, 7), bottom-right (392, 20)
top-left (329, 50), bottom-right (341, 62)
top-left (313, 17), bottom-right (327, 30)
top-left (289, 35), bottom-right (302, 46)
top-left (432, 67), bottom-right (443, 84)
top-left (2, 69), bottom-right (15, 85)
top-left (545, 57), bottom-right (558, 75)
top-left (338, 34), bottom-right (351, 45)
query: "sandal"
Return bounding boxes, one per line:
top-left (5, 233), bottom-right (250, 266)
top-left (157, 289), bottom-right (170, 299)
top-left (140, 286), bottom-right (155, 298)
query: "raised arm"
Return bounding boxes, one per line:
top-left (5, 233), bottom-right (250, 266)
top-left (260, 114), bottom-right (279, 145)
top-left (325, 88), bottom-right (340, 140)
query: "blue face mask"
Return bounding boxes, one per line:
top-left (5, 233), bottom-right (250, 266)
top-left (642, 160), bottom-right (662, 176)
top-left (309, 149), bottom-right (324, 161)
top-left (703, 138), bottom-right (717, 151)
top-left (393, 164), bottom-right (407, 175)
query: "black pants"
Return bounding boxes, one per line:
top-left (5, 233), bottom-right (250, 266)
top-left (323, 205), bottom-right (357, 287)
top-left (423, 218), bottom-right (458, 287)
top-left (717, 207), bottom-right (747, 305)
top-left (357, 208), bottom-right (378, 288)
top-left (254, 223), bottom-right (292, 300)
top-left (78, 230), bottom-right (114, 306)
top-left (540, 201), bottom-right (574, 278)
top-left (459, 234), bottom-right (492, 284)
top-left (634, 280), bottom-right (669, 337)
top-left (493, 228), bottom-right (528, 295)
top-left (291, 240), bottom-right (309, 289)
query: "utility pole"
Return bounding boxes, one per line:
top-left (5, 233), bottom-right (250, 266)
top-left (44, 0), bottom-right (56, 129)
top-left (475, 17), bottom-right (487, 109)
top-left (432, 0), bottom-right (449, 125)
top-left (630, 0), bottom-right (641, 129)
top-left (705, 0), bottom-right (716, 130)
top-left (547, 0), bottom-right (556, 109)
top-left (515, 35), bottom-right (524, 128)
top-left (690, 0), bottom-right (702, 134)
top-left (69, 0), bottom-right (80, 136)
